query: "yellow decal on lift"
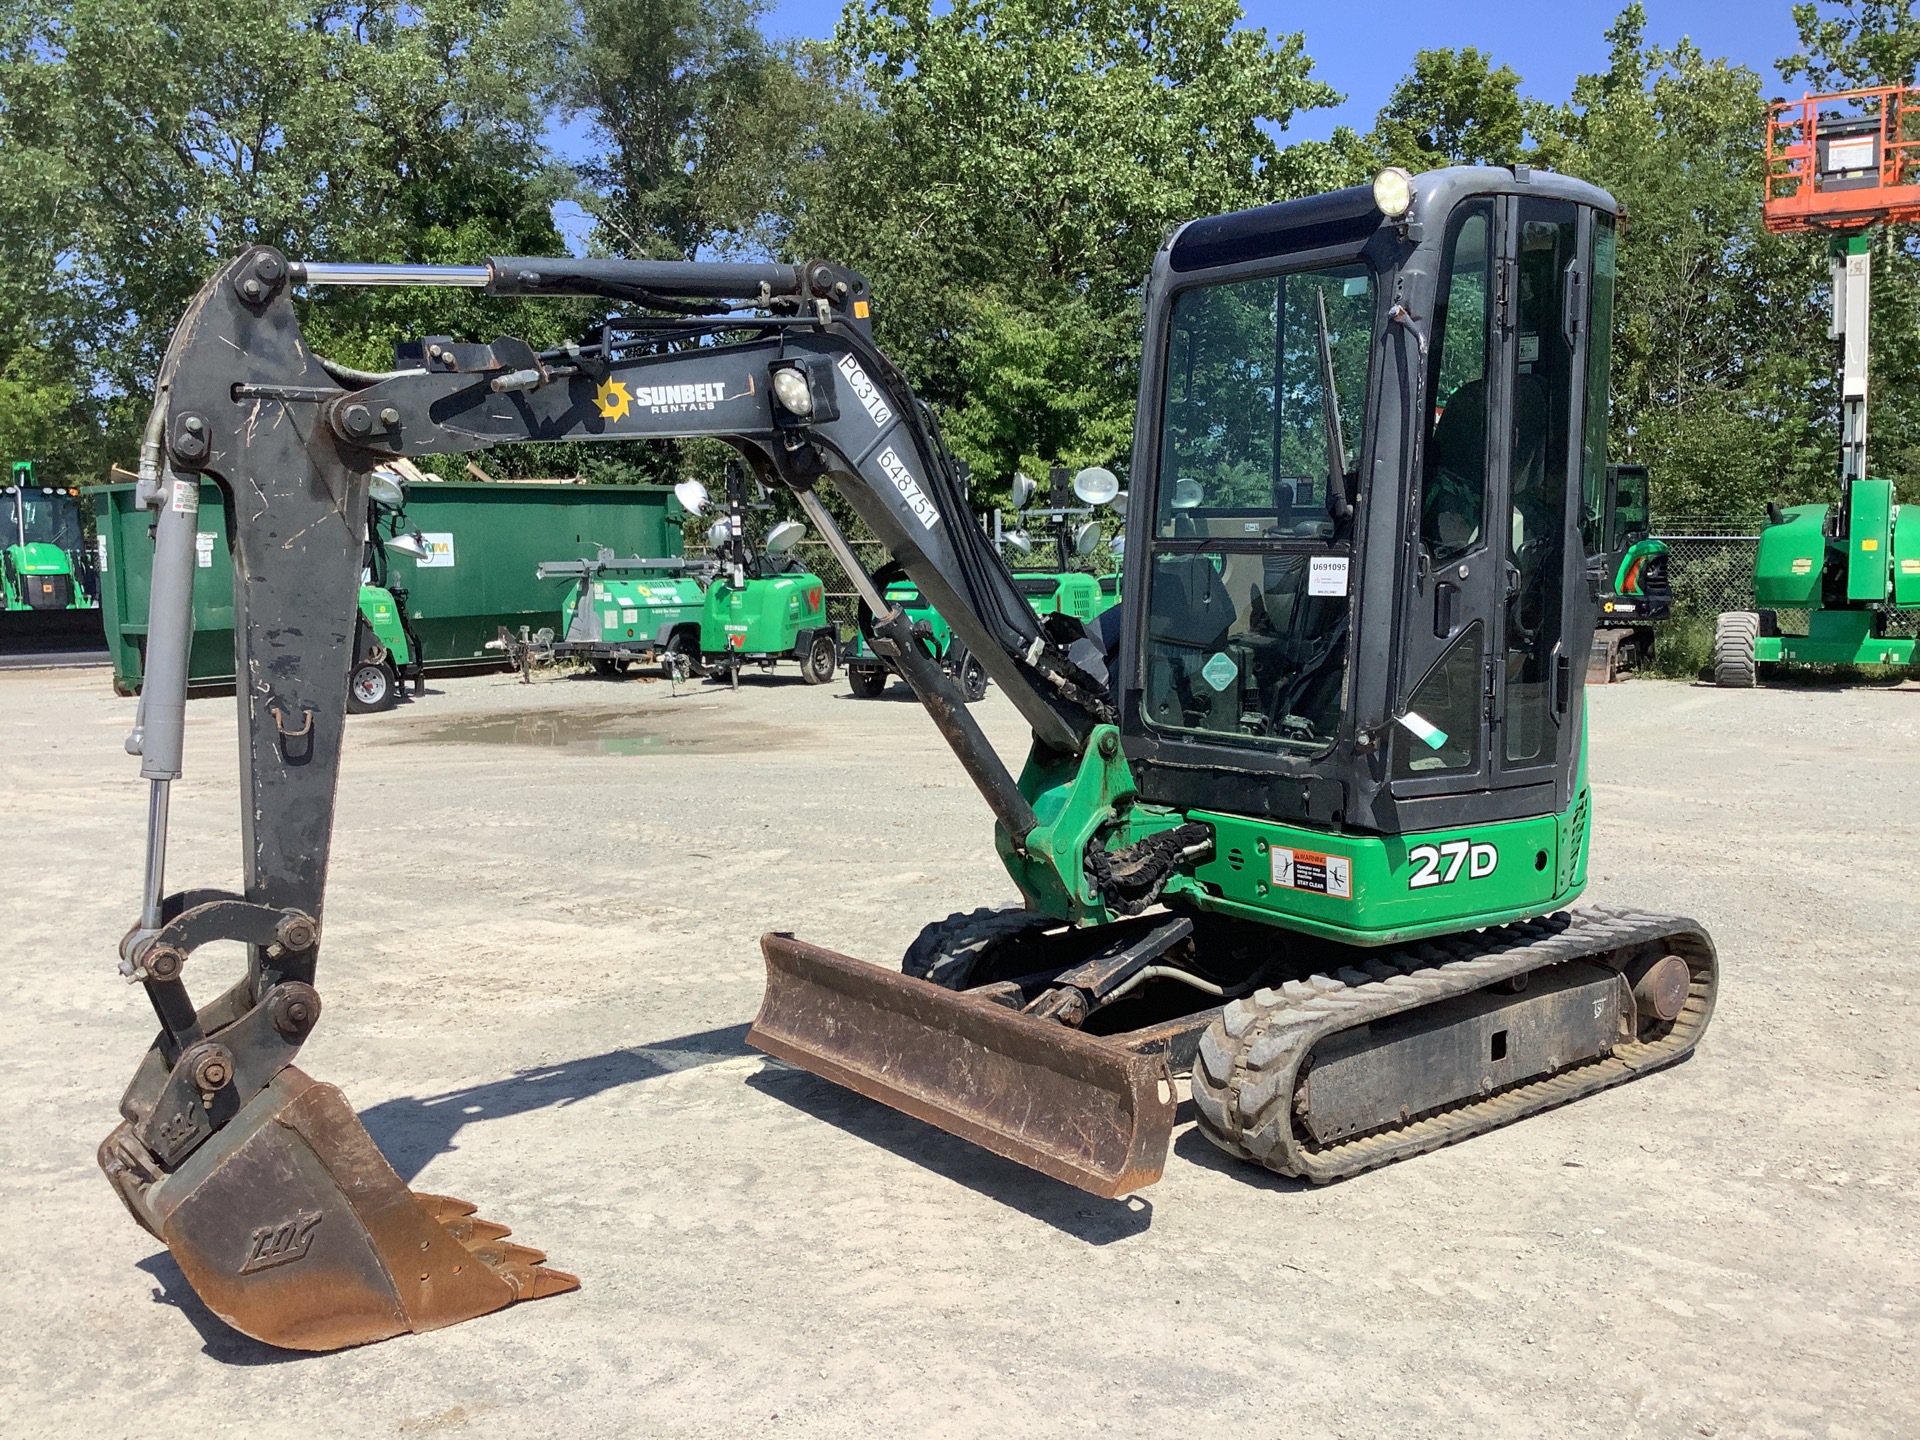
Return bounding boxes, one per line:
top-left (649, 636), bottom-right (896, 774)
top-left (853, 300), bottom-right (870, 319)
top-left (1792, 557), bottom-right (1814, 574)
top-left (595, 378), bottom-right (632, 422)
top-left (1861, 537), bottom-right (1879, 551)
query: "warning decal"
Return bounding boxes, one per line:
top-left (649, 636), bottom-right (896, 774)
top-left (1271, 846), bottom-right (1352, 900)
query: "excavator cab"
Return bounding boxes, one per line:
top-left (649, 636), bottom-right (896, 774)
top-left (1127, 173), bottom-right (1609, 858)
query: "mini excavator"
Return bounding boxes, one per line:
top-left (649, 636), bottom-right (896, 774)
top-left (102, 165), bottom-right (1716, 1351)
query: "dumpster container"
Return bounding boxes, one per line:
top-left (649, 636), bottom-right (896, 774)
top-left (97, 479), bottom-right (684, 693)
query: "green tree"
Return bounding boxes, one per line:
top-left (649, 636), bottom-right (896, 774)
top-left (748, 0), bottom-right (1343, 494)
top-left (1781, 0), bottom-right (1920, 89)
top-left (1545, 6), bottom-right (1837, 517)
top-left (1370, 48), bottom-right (1535, 170)
top-left (0, 0), bottom-right (576, 482)
top-left (566, 0), bottom-right (809, 259)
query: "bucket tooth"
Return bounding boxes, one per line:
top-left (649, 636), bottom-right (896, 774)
top-left (424, 1207), bottom-right (514, 1245)
top-left (102, 1067), bottom-right (577, 1351)
top-left (748, 933), bottom-right (1176, 1197)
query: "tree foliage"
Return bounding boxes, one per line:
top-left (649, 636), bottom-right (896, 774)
top-left (1370, 48), bottom-right (1535, 170)
top-left (744, 0), bottom-right (1344, 496)
top-left (3, 0), bottom-right (1918, 524)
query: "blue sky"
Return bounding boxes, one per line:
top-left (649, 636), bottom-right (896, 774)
top-left (552, 2), bottom-right (1811, 247)
top-left (753, 0), bottom-right (1811, 141)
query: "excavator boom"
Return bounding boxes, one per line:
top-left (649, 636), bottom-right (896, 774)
top-left (104, 247), bottom-right (1122, 1348)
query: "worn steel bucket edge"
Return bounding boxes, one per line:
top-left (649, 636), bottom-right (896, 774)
top-left (747, 933), bottom-right (1176, 1198)
top-left (101, 1067), bottom-right (579, 1351)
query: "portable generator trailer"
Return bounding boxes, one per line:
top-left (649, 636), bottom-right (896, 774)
top-left (678, 462), bottom-right (837, 688)
top-left (102, 164), bottom-right (1714, 1353)
top-left (490, 550), bottom-right (714, 681)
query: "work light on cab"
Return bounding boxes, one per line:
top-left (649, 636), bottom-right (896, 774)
top-left (1372, 166), bottom-right (1414, 218)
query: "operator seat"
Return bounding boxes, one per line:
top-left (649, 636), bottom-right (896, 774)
top-left (1145, 554), bottom-right (1238, 731)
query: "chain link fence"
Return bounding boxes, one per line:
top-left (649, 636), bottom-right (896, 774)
top-left (1656, 516), bottom-right (1918, 638)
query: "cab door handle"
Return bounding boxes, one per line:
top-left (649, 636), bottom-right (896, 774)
top-left (1434, 581), bottom-right (1457, 638)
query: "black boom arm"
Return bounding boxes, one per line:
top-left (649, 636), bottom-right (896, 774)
top-left (105, 249), bottom-right (1116, 1189)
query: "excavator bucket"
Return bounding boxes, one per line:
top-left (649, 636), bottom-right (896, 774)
top-left (100, 1067), bottom-right (577, 1352)
top-left (748, 935), bottom-right (1176, 1197)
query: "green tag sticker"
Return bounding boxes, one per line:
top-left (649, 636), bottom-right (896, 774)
top-left (1397, 710), bottom-right (1449, 750)
top-left (1201, 652), bottom-right (1238, 692)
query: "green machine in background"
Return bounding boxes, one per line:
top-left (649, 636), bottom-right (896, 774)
top-left (1585, 463), bottom-right (1672, 681)
top-left (2, 461), bottom-right (104, 653)
top-left (678, 465), bottom-right (838, 687)
top-left (344, 468), bottom-right (432, 713)
top-left (492, 550), bottom-right (713, 679)
top-left (844, 565), bottom-right (989, 700)
top-left (995, 464), bottom-right (1125, 623)
top-left (1716, 92), bottom-right (1920, 685)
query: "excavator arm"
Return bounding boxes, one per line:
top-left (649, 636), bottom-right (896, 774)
top-left (101, 248), bottom-right (1134, 1350)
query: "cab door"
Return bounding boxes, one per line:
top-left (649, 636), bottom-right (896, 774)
top-left (1489, 196), bottom-right (1594, 808)
top-left (1390, 196), bottom-right (1504, 804)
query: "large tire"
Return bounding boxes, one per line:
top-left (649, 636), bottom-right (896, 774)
top-left (902, 906), bottom-right (1059, 990)
top-left (346, 658), bottom-right (399, 714)
top-left (1713, 611), bottom-right (1759, 688)
top-left (848, 664), bottom-right (888, 698)
top-left (801, 632), bottom-right (837, 685)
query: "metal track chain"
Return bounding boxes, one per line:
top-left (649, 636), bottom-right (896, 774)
top-left (1189, 906), bottom-right (1718, 1183)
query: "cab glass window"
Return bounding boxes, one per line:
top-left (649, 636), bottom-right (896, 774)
top-left (1421, 203), bottom-right (1494, 563)
top-left (1144, 262), bottom-right (1372, 753)
top-left (1156, 263), bottom-right (1372, 540)
top-left (1579, 215), bottom-right (1618, 555)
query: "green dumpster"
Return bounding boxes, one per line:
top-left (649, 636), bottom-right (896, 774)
top-left (97, 479), bottom-right (684, 693)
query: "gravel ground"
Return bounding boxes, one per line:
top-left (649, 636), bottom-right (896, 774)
top-left (2, 663), bottom-right (1915, 1439)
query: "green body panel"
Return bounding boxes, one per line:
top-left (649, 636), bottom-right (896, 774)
top-left (1015, 570), bottom-right (1122, 622)
top-left (96, 479), bottom-right (683, 692)
top-left (563, 575), bottom-right (705, 645)
top-left (699, 572), bottom-right (826, 657)
top-left (1612, 537), bottom-right (1665, 595)
top-left (1846, 479), bottom-right (1895, 603)
top-left (1754, 504), bottom-right (1828, 609)
top-left (1896, 503), bottom-right (1920, 607)
top-left (357, 584), bottom-right (411, 665)
top-left (992, 703), bottom-right (1593, 947)
top-left (9, 540), bottom-right (72, 577)
top-left (1753, 608), bottom-right (1915, 666)
top-left (1163, 808), bottom-right (1579, 946)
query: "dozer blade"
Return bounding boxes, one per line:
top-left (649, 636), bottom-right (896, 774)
top-left (99, 1067), bottom-right (577, 1352)
top-left (748, 934), bottom-right (1176, 1197)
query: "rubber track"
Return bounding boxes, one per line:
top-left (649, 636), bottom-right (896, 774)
top-left (1189, 906), bottom-right (1717, 1183)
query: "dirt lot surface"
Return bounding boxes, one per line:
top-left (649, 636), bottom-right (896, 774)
top-left (2, 664), bottom-right (1915, 1438)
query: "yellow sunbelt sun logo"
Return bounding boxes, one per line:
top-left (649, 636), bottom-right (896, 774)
top-left (595, 378), bottom-right (632, 422)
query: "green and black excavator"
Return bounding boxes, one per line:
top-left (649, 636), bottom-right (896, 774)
top-left (102, 164), bottom-right (1716, 1351)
